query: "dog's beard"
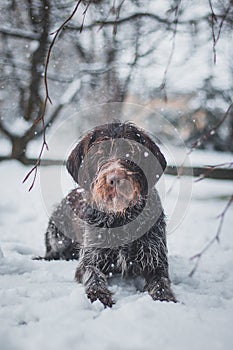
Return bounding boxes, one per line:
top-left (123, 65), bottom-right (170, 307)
top-left (90, 161), bottom-right (142, 214)
top-left (92, 178), bottom-right (140, 213)
top-left (68, 160), bottom-right (149, 244)
top-left (81, 193), bottom-right (146, 228)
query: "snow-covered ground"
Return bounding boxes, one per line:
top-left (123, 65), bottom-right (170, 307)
top-left (0, 160), bottom-right (233, 350)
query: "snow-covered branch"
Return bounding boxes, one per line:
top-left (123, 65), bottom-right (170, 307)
top-left (0, 27), bottom-right (40, 41)
top-left (59, 79), bottom-right (81, 105)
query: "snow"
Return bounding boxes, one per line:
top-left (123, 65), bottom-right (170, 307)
top-left (162, 146), bottom-right (233, 168)
top-left (0, 160), bottom-right (233, 350)
top-left (60, 79), bottom-right (81, 105)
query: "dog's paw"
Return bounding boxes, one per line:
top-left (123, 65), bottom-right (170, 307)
top-left (150, 288), bottom-right (177, 303)
top-left (86, 285), bottom-right (115, 308)
top-left (32, 256), bottom-right (44, 260)
top-left (145, 277), bottom-right (177, 303)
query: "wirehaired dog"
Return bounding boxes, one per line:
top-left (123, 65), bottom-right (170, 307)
top-left (41, 122), bottom-right (176, 307)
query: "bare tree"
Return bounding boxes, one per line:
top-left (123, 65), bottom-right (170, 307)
top-left (0, 0), bottom-right (50, 162)
top-left (0, 0), bottom-right (82, 163)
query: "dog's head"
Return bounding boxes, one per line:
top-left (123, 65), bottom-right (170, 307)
top-left (67, 122), bottom-right (166, 213)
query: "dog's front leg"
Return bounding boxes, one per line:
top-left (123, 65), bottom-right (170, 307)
top-left (75, 250), bottom-right (115, 308)
top-left (143, 269), bottom-right (177, 302)
top-left (83, 266), bottom-right (115, 307)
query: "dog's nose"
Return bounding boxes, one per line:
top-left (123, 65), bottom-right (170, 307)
top-left (106, 173), bottom-right (121, 187)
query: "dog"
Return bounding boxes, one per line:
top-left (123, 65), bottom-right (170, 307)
top-left (41, 122), bottom-right (176, 307)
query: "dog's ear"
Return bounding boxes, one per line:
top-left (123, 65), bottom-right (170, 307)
top-left (66, 131), bottom-right (93, 185)
top-left (143, 137), bottom-right (167, 186)
top-left (122, 124), bottom-right (167, 184)
top-left (140, 129), bottom-right (167, 173)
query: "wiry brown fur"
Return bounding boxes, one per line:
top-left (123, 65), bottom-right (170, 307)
top-left (40, 122), bottom-right (176, 307)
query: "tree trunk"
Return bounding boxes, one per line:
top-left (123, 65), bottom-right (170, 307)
top-left (10, 136), bottom-right (29, 164)
top-left (227, 112), bottom-right (233, 152)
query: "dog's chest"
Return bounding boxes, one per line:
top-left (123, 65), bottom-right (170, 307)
top-left (96, 241), bottom-right (154, 278)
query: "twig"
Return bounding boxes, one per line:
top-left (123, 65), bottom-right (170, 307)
top-left (160, 0), bottom-right (182, 101)
top-left (23, 0), bottom-right (84, 191)
top-left (113, 0), bottom-right (126, 35)
top-left (23, 102), bottom-right (49, 191)
top-left (97, 0), bottom-right (125, 35)
top-left (189, 102), bottom-right (233, 151)
top-left (120, 16), bottom-right (141, 100)
top-left (167, 102), bottom-right (233, 194)
top-left (208, 0), bottom-right (217, 63)
top-left (43, 0), bottom-right (83, 107)
top-left (166, 152), bottom-right (192, 195)
top-left (208, 0), bottom-right (231, 63)
top-left (215, 3), bottom-right (231, 44)
top-left (195, 162), bottom-right (233, 182)
top-left (189, 194), bottom-right (233, 277)
top-left (80, 0), bottom-right (93, 32)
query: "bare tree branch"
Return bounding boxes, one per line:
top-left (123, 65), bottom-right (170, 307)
top-left (160, 0), bottom-right (182, 101)
top-left (66, 11), bottom-right (216, 33)
top-left (22, 136), bottom-right (48, 191)
top-left (208, 0), bottom-right (232, 63)
top-left (167, 102), bottom-right (233, 194)
top-left (189, 102), bottom-right (233, 151)
top-left (112, 0), bottom-right (126, 35)
top-left (194, 162), bottom-right (233, 182)
top-left (0, 27), bottom-right (40, 40)
top-left (23, 0), bottom-right (84, 191)
top-left (120, 16), bottom-right (140, 101)
top-left (189, 194), bottom-right (233, 277)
